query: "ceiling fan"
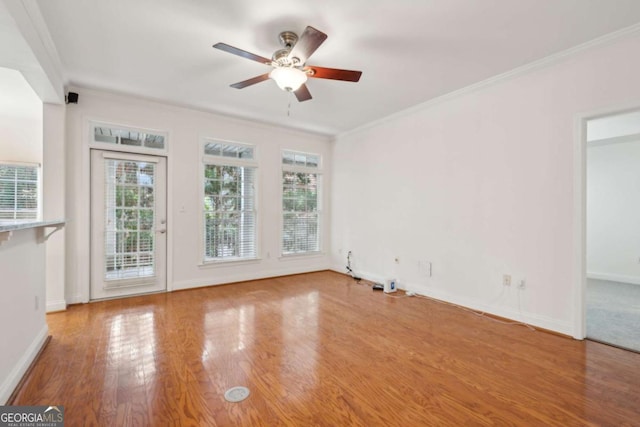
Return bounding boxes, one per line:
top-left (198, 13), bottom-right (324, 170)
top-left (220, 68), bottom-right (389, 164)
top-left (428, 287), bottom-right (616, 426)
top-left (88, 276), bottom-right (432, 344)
top-left (213, 26), bottom-right (362, 102)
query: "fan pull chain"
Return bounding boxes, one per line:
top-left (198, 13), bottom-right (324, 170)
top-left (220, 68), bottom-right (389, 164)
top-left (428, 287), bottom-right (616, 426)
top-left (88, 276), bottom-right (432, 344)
top-left (287, 91), bottom-right (293, 117)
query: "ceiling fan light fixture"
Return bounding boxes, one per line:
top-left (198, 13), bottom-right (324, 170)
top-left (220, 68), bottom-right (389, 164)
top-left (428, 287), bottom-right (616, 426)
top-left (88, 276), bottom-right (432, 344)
top-left (269, 67), bottom-right (307, 92)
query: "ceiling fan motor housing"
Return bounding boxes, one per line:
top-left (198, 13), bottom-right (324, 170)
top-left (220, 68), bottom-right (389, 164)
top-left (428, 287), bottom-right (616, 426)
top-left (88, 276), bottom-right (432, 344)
top-left (278, 31), bottom-right (298, 49)
top-left (272, 48), bottom-right (293, 66)
top-left (273, 31), bottom-right (301, 66)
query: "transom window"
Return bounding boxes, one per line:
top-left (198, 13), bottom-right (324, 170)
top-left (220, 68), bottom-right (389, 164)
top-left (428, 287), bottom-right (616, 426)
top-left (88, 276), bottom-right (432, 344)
top-left (203, 140), bottom-right (257, 262)
top-left (282, 151), bottom-right (319, 168)
top-left (204, 141), bottom-right (254, 159)
top-left (282, 150), bottom-right (321, 255)
top-left (0, 163), bottom-right (39, 220)
top-left (92, 123), bottom-right (166, 150)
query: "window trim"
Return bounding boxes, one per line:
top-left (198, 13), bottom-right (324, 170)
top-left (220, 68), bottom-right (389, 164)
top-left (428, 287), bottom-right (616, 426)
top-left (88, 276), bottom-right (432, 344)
top-left (200, 139), bottom-right (259, 265)
top-left (0, 161), bottom-right (41, 222)
top-left (280, 149), bottom-right (322, 257)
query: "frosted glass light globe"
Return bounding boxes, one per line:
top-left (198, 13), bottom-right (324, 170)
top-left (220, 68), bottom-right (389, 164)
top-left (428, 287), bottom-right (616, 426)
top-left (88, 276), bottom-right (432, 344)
top-left (269, 67), bottom-right (308, 92)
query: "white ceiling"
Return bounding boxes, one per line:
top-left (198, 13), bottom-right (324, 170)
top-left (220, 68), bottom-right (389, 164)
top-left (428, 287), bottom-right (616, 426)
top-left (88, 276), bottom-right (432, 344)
top-left (35, 0), bottom-right (640, 136)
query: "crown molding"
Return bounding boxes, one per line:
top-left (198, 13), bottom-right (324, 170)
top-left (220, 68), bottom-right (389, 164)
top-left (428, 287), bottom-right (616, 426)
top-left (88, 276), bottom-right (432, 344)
top-left (336, 22), bottom-right (640, 141)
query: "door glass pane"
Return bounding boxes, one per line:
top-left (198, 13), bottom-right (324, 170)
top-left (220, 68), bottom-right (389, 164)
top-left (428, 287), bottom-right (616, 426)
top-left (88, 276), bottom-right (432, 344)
top-left (104, 160), bottom-right (156, 281)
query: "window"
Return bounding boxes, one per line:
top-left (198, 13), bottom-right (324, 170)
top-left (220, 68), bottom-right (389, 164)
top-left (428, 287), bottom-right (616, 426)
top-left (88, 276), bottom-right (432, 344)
top-left (0, 163), bottom-right (39, 220)
top-left (203, 140), bottom-right (257, 262)
top-left (92, 123), bottom-right (166, 150)
top-left (282, 151), bottom-right (321, 255)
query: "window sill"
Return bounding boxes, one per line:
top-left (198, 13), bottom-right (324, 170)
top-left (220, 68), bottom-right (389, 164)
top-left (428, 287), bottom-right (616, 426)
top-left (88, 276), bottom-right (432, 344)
top-left (198, 257), bottom-right (261, 268)
top-left (278, 251), bottom-right (325, 261)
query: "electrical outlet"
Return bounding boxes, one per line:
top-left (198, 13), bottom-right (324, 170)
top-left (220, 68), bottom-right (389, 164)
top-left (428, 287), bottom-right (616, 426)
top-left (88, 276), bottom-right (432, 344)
top-left (425, 261), bottom-right (432, 277)
top-left (518, 279), bottom-right (526, 290)
top-left (502, 274), bottom-right (511, 286)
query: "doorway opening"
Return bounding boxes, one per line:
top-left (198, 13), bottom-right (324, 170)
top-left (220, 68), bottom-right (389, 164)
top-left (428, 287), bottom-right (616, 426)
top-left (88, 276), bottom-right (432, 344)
top-left (584, 109), bottom-right (640, 352)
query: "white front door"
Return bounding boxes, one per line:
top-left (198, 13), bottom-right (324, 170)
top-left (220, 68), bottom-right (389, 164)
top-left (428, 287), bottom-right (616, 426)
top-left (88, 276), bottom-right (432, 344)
top-left (90, 150), bottom-right (167, 300)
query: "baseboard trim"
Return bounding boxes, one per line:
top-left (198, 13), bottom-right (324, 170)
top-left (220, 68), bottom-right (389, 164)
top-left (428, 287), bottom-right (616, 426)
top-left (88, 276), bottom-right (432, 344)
top-left (66, 294), bottom-right (83, 305)
top-left (172, 266), bottom-right (331, 291)
top-left (329, 267), bottom-right (574, 336)
top-left (0, 324), bottom-right (49, 404)
top-left (587, 272), bottom-right (640, 285)
top-left (46, 299), bottom-right (66, 313)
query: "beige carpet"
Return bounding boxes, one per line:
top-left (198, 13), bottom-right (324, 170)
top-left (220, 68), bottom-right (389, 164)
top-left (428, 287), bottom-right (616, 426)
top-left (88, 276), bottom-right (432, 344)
top-left (586, 279), bottom-right (640, 353)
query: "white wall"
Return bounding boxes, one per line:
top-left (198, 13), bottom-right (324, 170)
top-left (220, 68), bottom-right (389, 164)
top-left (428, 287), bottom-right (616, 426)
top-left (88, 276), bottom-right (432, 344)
top-left (0, 67), bottom-right (42, 164)
top-left (0, 67), bottom-right (49, 402)
top-left (0, 67), bottom-right (64, 313)
top-left (43, 103), bottom-right (66, 311)
top-left (331, 31), bottom-right (640, 336)
top-left (587, 139), bottom-right (640, 284)
top-left (63, 89), bottom-right (332, 303)
top-left (0, 228), bottom-right (49, 404)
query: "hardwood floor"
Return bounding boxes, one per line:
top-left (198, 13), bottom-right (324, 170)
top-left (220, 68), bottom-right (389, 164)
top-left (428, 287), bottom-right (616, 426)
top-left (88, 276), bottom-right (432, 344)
top-left (11, 271), bottom-right (640, 426)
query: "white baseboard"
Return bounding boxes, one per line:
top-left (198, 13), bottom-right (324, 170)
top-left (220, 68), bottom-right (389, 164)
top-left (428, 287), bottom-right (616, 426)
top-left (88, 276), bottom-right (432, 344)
top-left (172, 266), bottom-right (331, 291)
top-left (0, 324), bottom-right (49, 404)
top-left (66, 294), bottom-right (83, 305)
top-left (329, 266), bottom-right (397, 287)
top-left (402, 285), bottom-right (573, 336)
top-left (329, 267), bottom-right (574, 336)
top-left (46, 299), bottom-right (66, 313)
top-left (587, 272), bottom-right (640, 285)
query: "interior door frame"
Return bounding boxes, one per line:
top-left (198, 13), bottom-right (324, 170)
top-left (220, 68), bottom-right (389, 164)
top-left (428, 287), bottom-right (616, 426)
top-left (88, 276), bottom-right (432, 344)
top-left (90, 149), bottom-right (168, 300)
top-left (573, 102), bottom-right (640, 339)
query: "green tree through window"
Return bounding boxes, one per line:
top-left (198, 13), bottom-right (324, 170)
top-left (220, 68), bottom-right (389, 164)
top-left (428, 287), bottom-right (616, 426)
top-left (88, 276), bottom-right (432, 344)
top-left (203, 164), bottom-right (256, 261)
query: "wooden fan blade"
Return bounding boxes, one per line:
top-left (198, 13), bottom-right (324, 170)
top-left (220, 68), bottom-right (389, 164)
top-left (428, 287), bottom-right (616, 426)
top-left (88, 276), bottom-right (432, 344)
top-left (213, 43), bottom-right (272, 65)
top-left (304, 66), bottom-right (362, 82)
top-left (287, 26), bottom-right (327, 65)
top-left (230, 73), bottom-right (271, 89)
top-left (294, 84), bottom-right (312, 102)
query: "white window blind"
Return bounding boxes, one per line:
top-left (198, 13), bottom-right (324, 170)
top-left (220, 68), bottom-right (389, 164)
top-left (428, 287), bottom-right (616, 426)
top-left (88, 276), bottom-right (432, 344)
top-left (282, 151), bottom-right (321, 255)
top-left (203, 141), bottom-right (257, 262)
top-left (0, 163), bottom-right (39, 220)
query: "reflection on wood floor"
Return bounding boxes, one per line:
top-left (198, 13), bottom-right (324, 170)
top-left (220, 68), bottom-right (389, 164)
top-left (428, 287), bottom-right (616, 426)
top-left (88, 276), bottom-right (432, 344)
top-left (11, 271), bottom-right (640, 425)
